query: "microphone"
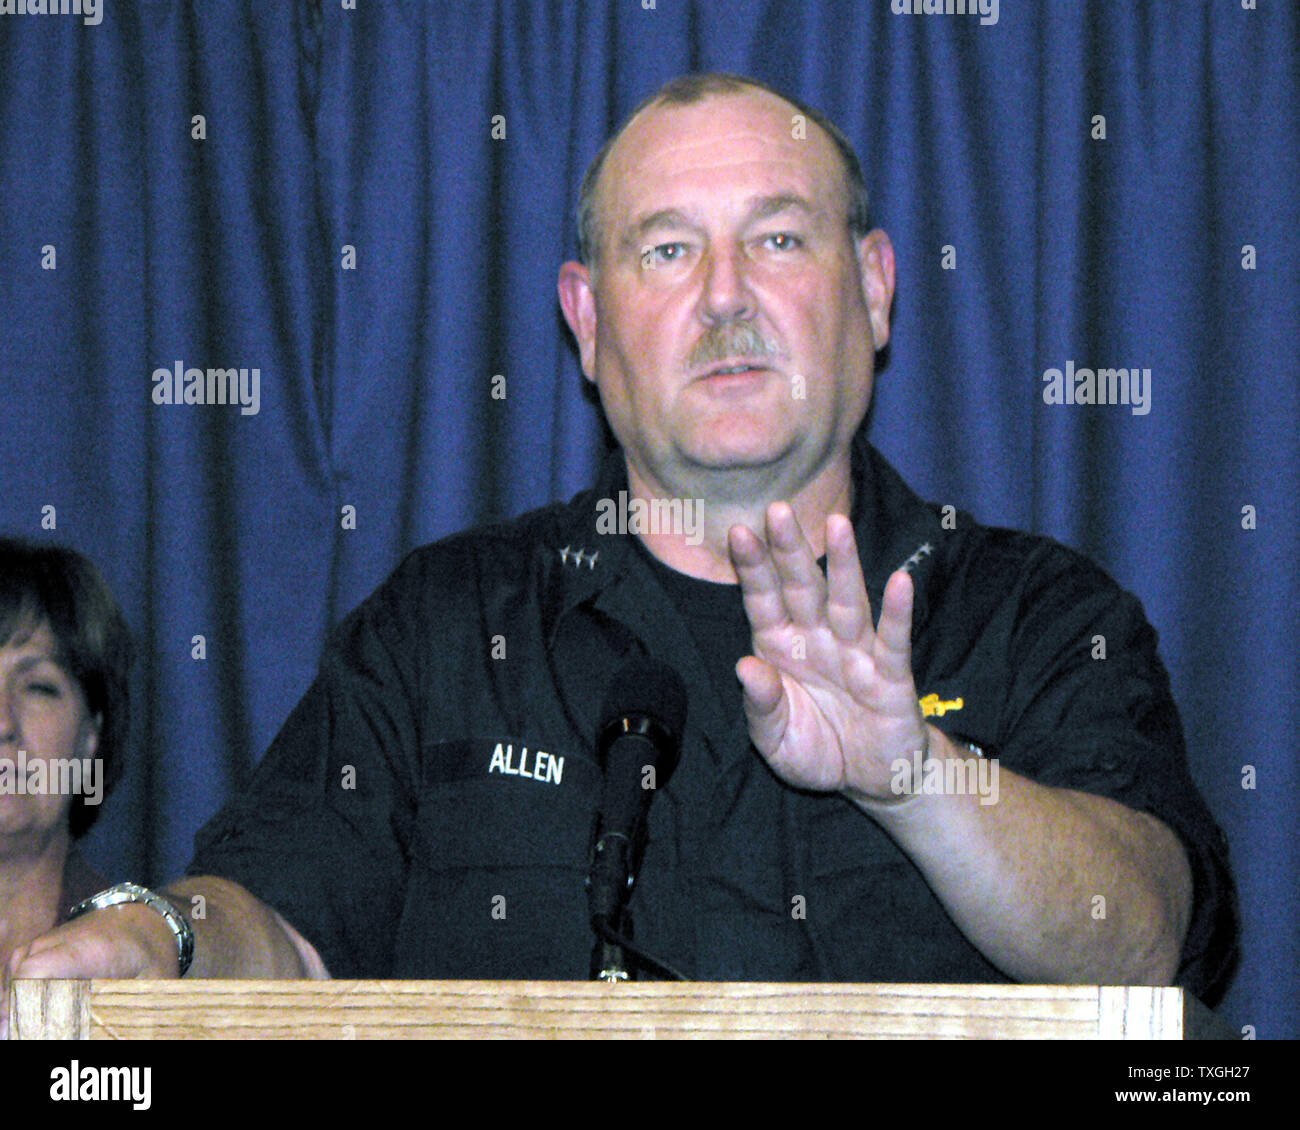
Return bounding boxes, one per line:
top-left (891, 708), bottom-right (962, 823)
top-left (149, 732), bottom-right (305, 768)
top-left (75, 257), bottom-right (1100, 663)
top-left (587, 657), bottom-right (687, 980)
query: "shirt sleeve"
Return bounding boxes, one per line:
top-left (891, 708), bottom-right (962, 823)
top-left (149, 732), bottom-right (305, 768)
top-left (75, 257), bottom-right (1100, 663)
top-left (186, 556), bottom-right (424, 978)
top-left (993, 543), bottom-right (1240, 1005)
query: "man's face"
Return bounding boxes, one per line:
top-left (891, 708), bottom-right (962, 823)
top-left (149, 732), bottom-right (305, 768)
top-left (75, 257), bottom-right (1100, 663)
top-left (559, 88), bottom-right (894, 496)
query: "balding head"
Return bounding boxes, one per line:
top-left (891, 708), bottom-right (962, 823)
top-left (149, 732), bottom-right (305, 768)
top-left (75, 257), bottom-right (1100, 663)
top-left (577, 74), bottom-right (871, 274)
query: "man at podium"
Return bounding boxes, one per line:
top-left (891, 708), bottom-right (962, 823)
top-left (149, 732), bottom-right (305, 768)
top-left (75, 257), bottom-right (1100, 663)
top-left (2, 74), bottom-right (1238, 1012)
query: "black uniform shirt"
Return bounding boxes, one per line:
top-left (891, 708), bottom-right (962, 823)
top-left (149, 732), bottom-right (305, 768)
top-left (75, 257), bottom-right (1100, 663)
top-left (189, 432), bottom-right (1239, 1000)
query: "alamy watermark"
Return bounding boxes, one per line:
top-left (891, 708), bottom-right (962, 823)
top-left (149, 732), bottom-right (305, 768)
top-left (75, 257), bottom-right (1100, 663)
top-left (0, 0), bottom-right (101, 26)
top-left (0, 751), bottom-right (103, 806)
top-left (890, 749), bottom-right (1000, 805)
top-left (1042, 360), bottom-right (1151, 416)
top-left (151, 360), bottom-right (261, 416)
top-left (595, 491), bottom-right (704, 546)
top-left (50, 1061), bottom-right (150, 1110)
top-left (891, 0), bottom-right (999, 27)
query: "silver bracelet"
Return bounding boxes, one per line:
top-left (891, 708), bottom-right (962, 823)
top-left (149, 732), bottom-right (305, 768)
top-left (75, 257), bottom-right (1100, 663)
top-left (67, 882), bottom-right (195, 977)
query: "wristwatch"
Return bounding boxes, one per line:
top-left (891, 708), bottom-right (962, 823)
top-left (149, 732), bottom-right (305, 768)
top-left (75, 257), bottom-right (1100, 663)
top-left (67, 882), bottom-right (196, 977)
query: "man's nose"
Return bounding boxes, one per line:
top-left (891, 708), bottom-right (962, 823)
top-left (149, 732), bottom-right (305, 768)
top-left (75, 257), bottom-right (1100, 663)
top-left (699, 242), bottom-right (756, 325)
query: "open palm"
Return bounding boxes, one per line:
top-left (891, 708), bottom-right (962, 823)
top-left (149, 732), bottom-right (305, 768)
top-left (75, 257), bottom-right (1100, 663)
top-left (729, 504), bottom-right (929, 801)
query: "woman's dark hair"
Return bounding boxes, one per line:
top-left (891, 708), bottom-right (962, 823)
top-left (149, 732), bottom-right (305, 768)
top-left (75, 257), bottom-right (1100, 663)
top-left (0, 537), bottom-right (132, 837)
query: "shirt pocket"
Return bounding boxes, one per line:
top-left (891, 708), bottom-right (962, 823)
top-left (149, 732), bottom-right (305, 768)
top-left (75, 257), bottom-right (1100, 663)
top-left (396, 772), bottom-right (599, 979)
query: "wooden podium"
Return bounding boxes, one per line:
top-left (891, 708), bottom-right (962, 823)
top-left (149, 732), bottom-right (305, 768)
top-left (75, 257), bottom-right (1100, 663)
top-left (11, 980), bottom-right (1233, 1039)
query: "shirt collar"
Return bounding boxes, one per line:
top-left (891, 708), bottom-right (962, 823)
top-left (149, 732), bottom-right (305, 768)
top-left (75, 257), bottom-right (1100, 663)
top-left (542, 427), bottom-right (947, 644)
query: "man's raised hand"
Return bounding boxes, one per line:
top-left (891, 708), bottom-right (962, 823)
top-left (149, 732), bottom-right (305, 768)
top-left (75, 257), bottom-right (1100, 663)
top-left (728, 503), bottom-right (929, 802)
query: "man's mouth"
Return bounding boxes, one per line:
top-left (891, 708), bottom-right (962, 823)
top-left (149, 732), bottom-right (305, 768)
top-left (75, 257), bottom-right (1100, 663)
top-left (697, 360), bottom-right (772, 379)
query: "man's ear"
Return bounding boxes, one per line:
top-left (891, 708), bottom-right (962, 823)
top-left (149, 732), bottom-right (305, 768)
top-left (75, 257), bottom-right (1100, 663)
top-left (557, 261), bottom-right (598, 381)
top-left (856, 230), bottom-right (896, 351)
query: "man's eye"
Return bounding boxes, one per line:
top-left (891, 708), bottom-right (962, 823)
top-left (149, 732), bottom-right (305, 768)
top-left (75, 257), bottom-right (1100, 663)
top-left (26, 682), bottom-right (61, 698)
top-left (764, 233), bottom-right (803, 252)
top-left (644, 242), bottom-right (688, 267)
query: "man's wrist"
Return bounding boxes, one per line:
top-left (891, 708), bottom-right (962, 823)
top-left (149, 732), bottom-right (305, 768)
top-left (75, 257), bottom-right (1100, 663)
top-left (842, 725), bottom-right (936, 809)
top-left (66, 883), bottom-right (195, 976)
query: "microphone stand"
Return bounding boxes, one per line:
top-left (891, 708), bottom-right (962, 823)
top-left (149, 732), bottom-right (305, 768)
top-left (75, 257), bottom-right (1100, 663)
top-left (590, 908), bottom-right (632, 982)
top-left (586, 819), bottom-right (691, 984)
top-left (587, 825), bottom-right (639, 981)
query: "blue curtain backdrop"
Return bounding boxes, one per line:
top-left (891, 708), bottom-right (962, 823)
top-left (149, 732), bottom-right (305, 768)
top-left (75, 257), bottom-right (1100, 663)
top-left (0, 0), bottom-right (1295, 1036)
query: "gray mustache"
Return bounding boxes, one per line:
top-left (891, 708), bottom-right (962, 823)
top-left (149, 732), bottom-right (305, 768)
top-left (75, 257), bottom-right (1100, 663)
top-left (686, 323), bottom-right (783, 370)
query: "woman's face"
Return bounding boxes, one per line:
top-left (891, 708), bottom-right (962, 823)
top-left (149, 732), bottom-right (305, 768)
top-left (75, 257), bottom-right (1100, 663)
top-left (0, 620), bottom-right (99, 846)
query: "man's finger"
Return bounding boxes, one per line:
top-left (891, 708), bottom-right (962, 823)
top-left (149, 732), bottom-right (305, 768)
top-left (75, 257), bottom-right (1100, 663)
top-left (872, 570), bottom-right (915, 680)
top-left (2, 942), bottom-right (27, 997)
top-left (729, 523), bottom-right (792, 635)
top-left (825, 513), bottom-right (871, 643)
top-left (736, 654), bottom-right (789, 757)
top-left (12, 926), bottom-right (67, 961)
top-left (763, 502), bottom-right (827, 629)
